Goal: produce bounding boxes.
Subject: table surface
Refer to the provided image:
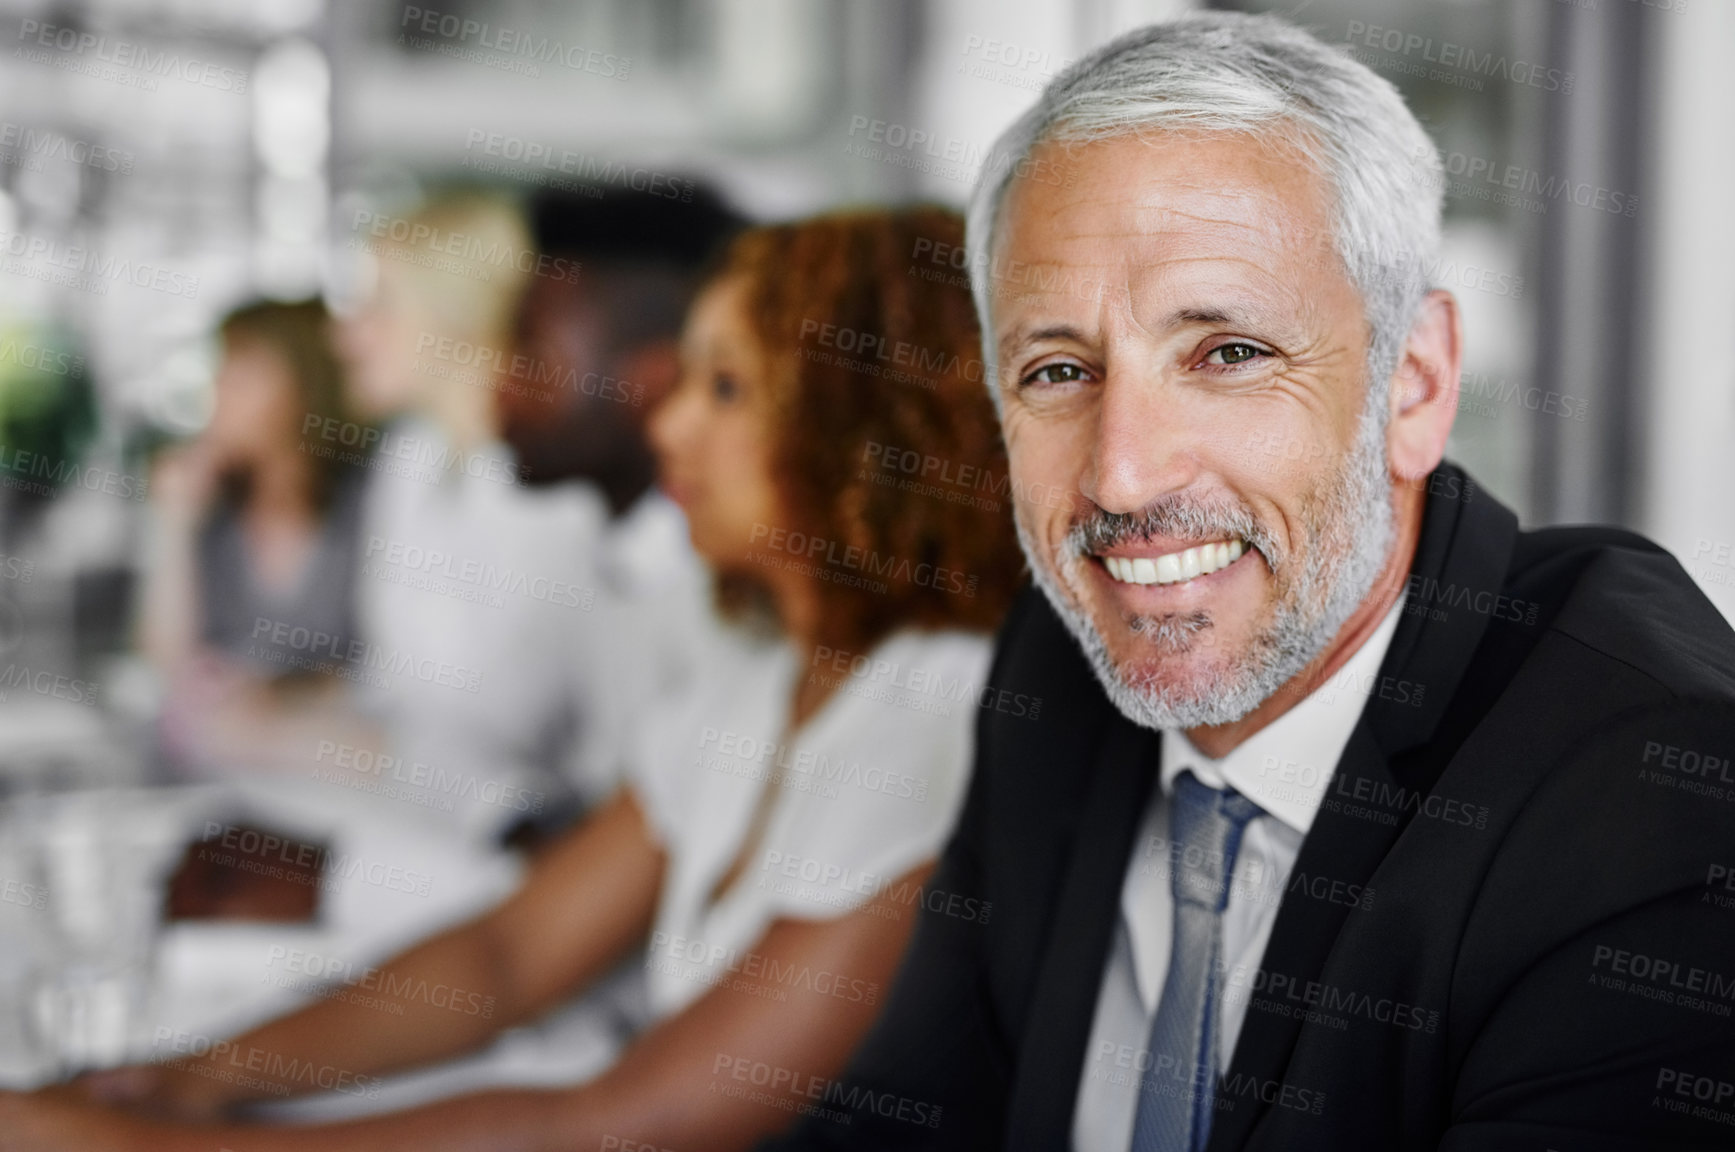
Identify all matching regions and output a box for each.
[4,775,635,1118]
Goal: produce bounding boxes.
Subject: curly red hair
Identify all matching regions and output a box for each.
[715,206,1024,655]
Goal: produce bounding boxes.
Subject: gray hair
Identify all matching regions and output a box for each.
[965,10,1443,399]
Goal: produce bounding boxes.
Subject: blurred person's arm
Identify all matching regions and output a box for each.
[168,676,388,778]
[94,789,666,1119]
[136,444,222,675]
[8,860,930,1152]
[518,863,933,1152]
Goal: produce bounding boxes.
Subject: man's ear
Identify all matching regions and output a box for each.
[1386,289,1461,483]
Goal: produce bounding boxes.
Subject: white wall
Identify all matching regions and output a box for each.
[1640,0,1735,623]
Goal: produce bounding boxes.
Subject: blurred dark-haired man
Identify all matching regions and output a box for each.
[501,182,748,826]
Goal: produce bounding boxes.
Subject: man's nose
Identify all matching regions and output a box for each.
[1081,369,1198,515]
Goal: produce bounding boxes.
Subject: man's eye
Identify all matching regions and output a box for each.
[1023,362,1089,387]
[1203,342,1268,367]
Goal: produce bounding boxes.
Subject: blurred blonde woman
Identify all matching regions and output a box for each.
[331,190,613,838]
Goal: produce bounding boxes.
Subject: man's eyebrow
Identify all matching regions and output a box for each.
[998,323,1089,353]
[1166,304,1293,331]
[1005,309,1290,342]
[1172,307,1234,326]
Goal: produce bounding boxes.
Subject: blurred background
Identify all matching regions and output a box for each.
[0,0,1729,1102]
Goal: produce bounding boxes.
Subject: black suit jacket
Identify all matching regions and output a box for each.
[763,464,1735,1151]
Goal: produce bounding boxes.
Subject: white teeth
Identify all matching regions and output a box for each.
[1102,539,1247,587]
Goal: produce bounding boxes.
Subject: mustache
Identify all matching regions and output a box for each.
[1062,493,1278,564]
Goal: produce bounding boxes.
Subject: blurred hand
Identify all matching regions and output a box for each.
[149,442,225,526]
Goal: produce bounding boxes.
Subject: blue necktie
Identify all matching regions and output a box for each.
[1129,771,1263,1152]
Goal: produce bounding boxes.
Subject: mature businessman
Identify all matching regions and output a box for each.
[765,12,1735,1152]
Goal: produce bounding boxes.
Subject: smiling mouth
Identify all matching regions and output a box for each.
[1099,539,1247,587]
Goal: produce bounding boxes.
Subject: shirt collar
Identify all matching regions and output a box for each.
[600,491,697,592]
[1159,591,1408,837]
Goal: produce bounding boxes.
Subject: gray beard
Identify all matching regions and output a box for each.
[1016,392,1396,731]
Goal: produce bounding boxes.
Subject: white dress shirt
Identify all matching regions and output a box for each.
[1072,594,1408,1151]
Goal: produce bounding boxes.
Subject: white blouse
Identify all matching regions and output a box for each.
[632,626,991,1020]
[353,417,609,839]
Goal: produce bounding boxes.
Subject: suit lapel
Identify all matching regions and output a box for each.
[1371,467,1519,757]
[1205,725,1400,1152]
[1005,714,1160,1151]
[1207,466,1519,1151]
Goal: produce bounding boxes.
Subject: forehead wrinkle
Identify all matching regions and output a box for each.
[1016,206,1280,265]
[1007,166,1290,247]
[1130,199,1284,235]
[1019,206,1324,304]
[1106,250,1316,344]
[1122,202,1327,266]
[1130,169,1322,222]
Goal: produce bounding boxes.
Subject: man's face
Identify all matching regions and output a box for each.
[500,276,617,478]
[992,131,1396,729]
